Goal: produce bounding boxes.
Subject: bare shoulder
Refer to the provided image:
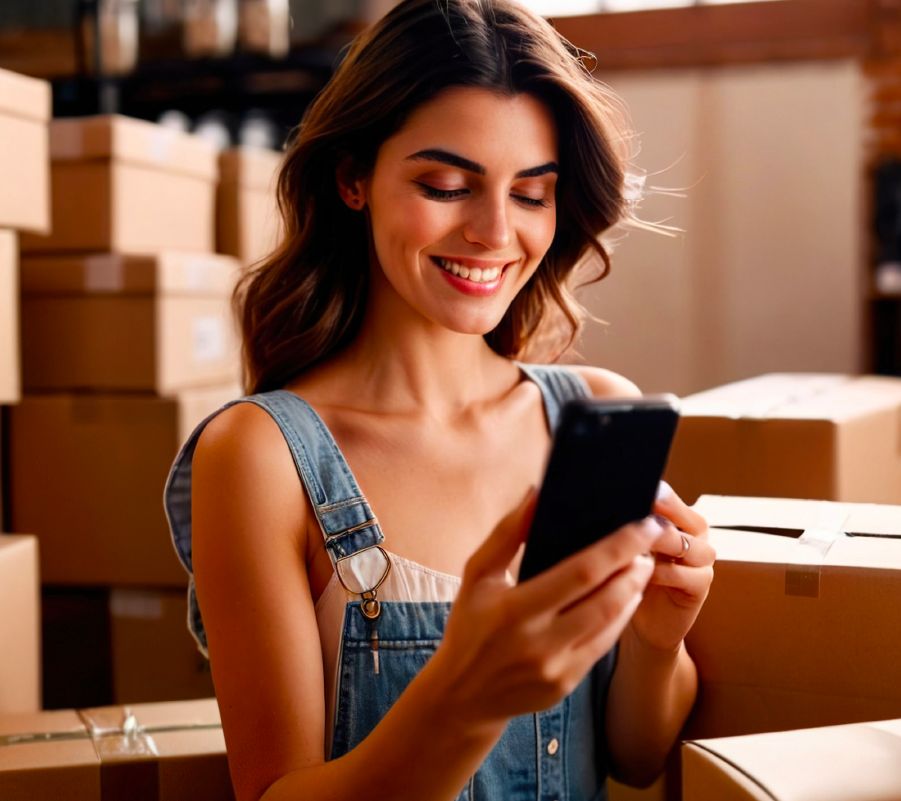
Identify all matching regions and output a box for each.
[193,402,302,509]
[570,364,642,399]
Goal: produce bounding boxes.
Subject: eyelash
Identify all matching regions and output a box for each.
[415,182,551,208]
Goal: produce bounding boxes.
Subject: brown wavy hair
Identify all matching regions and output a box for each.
[237,0,636,394]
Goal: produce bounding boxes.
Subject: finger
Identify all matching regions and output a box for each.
[651,528,717,567]
[552,554,654,650]
[649,521,714,567]
[653,481,708,536]
[647,560,715,601]
[464,487,537,583]
[515,517,664,615]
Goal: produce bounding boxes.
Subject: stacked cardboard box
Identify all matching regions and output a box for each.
[0,68,51,714]
[0,698,234,801]
[683,719,901,801]
[8,113,242,710]
[665,373,901,505]
[217,145,282,267]
[0,536,40,715]
[685,494,901,739]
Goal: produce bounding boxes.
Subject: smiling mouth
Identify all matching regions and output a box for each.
[431,256,506,284]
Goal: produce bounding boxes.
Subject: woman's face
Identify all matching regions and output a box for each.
[354,86,559,337]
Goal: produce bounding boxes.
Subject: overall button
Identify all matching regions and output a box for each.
[546,737,559,756]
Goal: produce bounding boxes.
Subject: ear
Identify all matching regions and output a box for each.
[336,156,367,210]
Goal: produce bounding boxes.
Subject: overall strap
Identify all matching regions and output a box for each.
[164,391,383,594]
[517,363,591,430]
[164,390,384,656]
[230,390,384,563]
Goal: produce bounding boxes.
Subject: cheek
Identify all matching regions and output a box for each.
[375,197,455,260]
[525,210,557,261]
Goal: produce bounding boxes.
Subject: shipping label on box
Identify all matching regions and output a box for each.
[685,495,901,739]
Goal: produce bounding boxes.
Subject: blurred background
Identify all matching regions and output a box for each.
[0,0,899,723]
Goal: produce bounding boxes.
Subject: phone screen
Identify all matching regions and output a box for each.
[517,396,680,582]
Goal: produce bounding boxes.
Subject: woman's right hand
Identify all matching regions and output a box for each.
[428,491,665,734]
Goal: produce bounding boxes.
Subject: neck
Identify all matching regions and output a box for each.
[321,284,518,422]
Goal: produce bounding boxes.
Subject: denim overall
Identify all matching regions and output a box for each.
[165,363,616,801]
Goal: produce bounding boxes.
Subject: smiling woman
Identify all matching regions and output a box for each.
[163,2,715,801]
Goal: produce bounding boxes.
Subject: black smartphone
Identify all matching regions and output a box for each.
[517,395,680,582]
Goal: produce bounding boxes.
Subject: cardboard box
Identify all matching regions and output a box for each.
[0,536,40,714]
[110,588,214,704]
[217,146,282,266]
[20,251,240,394]
[0,69,50,233]
[666,373,901,505]
[9,385,239,586]
[685,495,901,740]
[683,719,901,801]
[0,229,19,403]
[21,115,217,255]
[0,698,234,801]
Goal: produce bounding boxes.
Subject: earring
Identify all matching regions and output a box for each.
[347,193,364,210]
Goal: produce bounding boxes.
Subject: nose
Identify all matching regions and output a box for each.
[462,193,511,250]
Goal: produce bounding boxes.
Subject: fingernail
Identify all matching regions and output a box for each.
[656,480,673,502]
[638,517,665,541]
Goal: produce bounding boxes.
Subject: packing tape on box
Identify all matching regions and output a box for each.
[0,707,222,748]
[50,122,85,160]
[85,255,125,292]
[717,503,851,600]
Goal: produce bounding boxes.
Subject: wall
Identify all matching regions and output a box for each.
[577,60,865,395]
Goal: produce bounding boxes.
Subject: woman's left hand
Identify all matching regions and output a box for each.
[626,481,715,654]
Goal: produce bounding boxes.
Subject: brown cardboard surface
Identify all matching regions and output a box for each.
[0,699,233,801]
[685,495,901,740]
[9,385,239,586]
[0,230,19,403]
[0,536,40,713]
[21,115,217,254]
[110,589,214,704]
[665,374,901,505]
[0,69,50,233]
[0,709,98,801]
[47,115,216,179]
[683,720,901,801]
[20,252,240,394]
[217,146,282,266]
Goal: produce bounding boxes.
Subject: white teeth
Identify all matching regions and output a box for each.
[435,258,502,284]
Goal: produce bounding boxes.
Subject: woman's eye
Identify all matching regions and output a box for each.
[415,182,468,201]
[513,194,551,209]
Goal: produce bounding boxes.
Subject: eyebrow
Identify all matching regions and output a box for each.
[405,148,558,179]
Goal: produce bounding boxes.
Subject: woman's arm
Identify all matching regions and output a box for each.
[192,401,666,801]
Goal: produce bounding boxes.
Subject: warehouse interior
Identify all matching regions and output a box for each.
[1,2,900,800]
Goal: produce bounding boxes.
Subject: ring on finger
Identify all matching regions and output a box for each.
[675,533,691,560]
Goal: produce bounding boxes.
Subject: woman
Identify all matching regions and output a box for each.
[165,2,715,800]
